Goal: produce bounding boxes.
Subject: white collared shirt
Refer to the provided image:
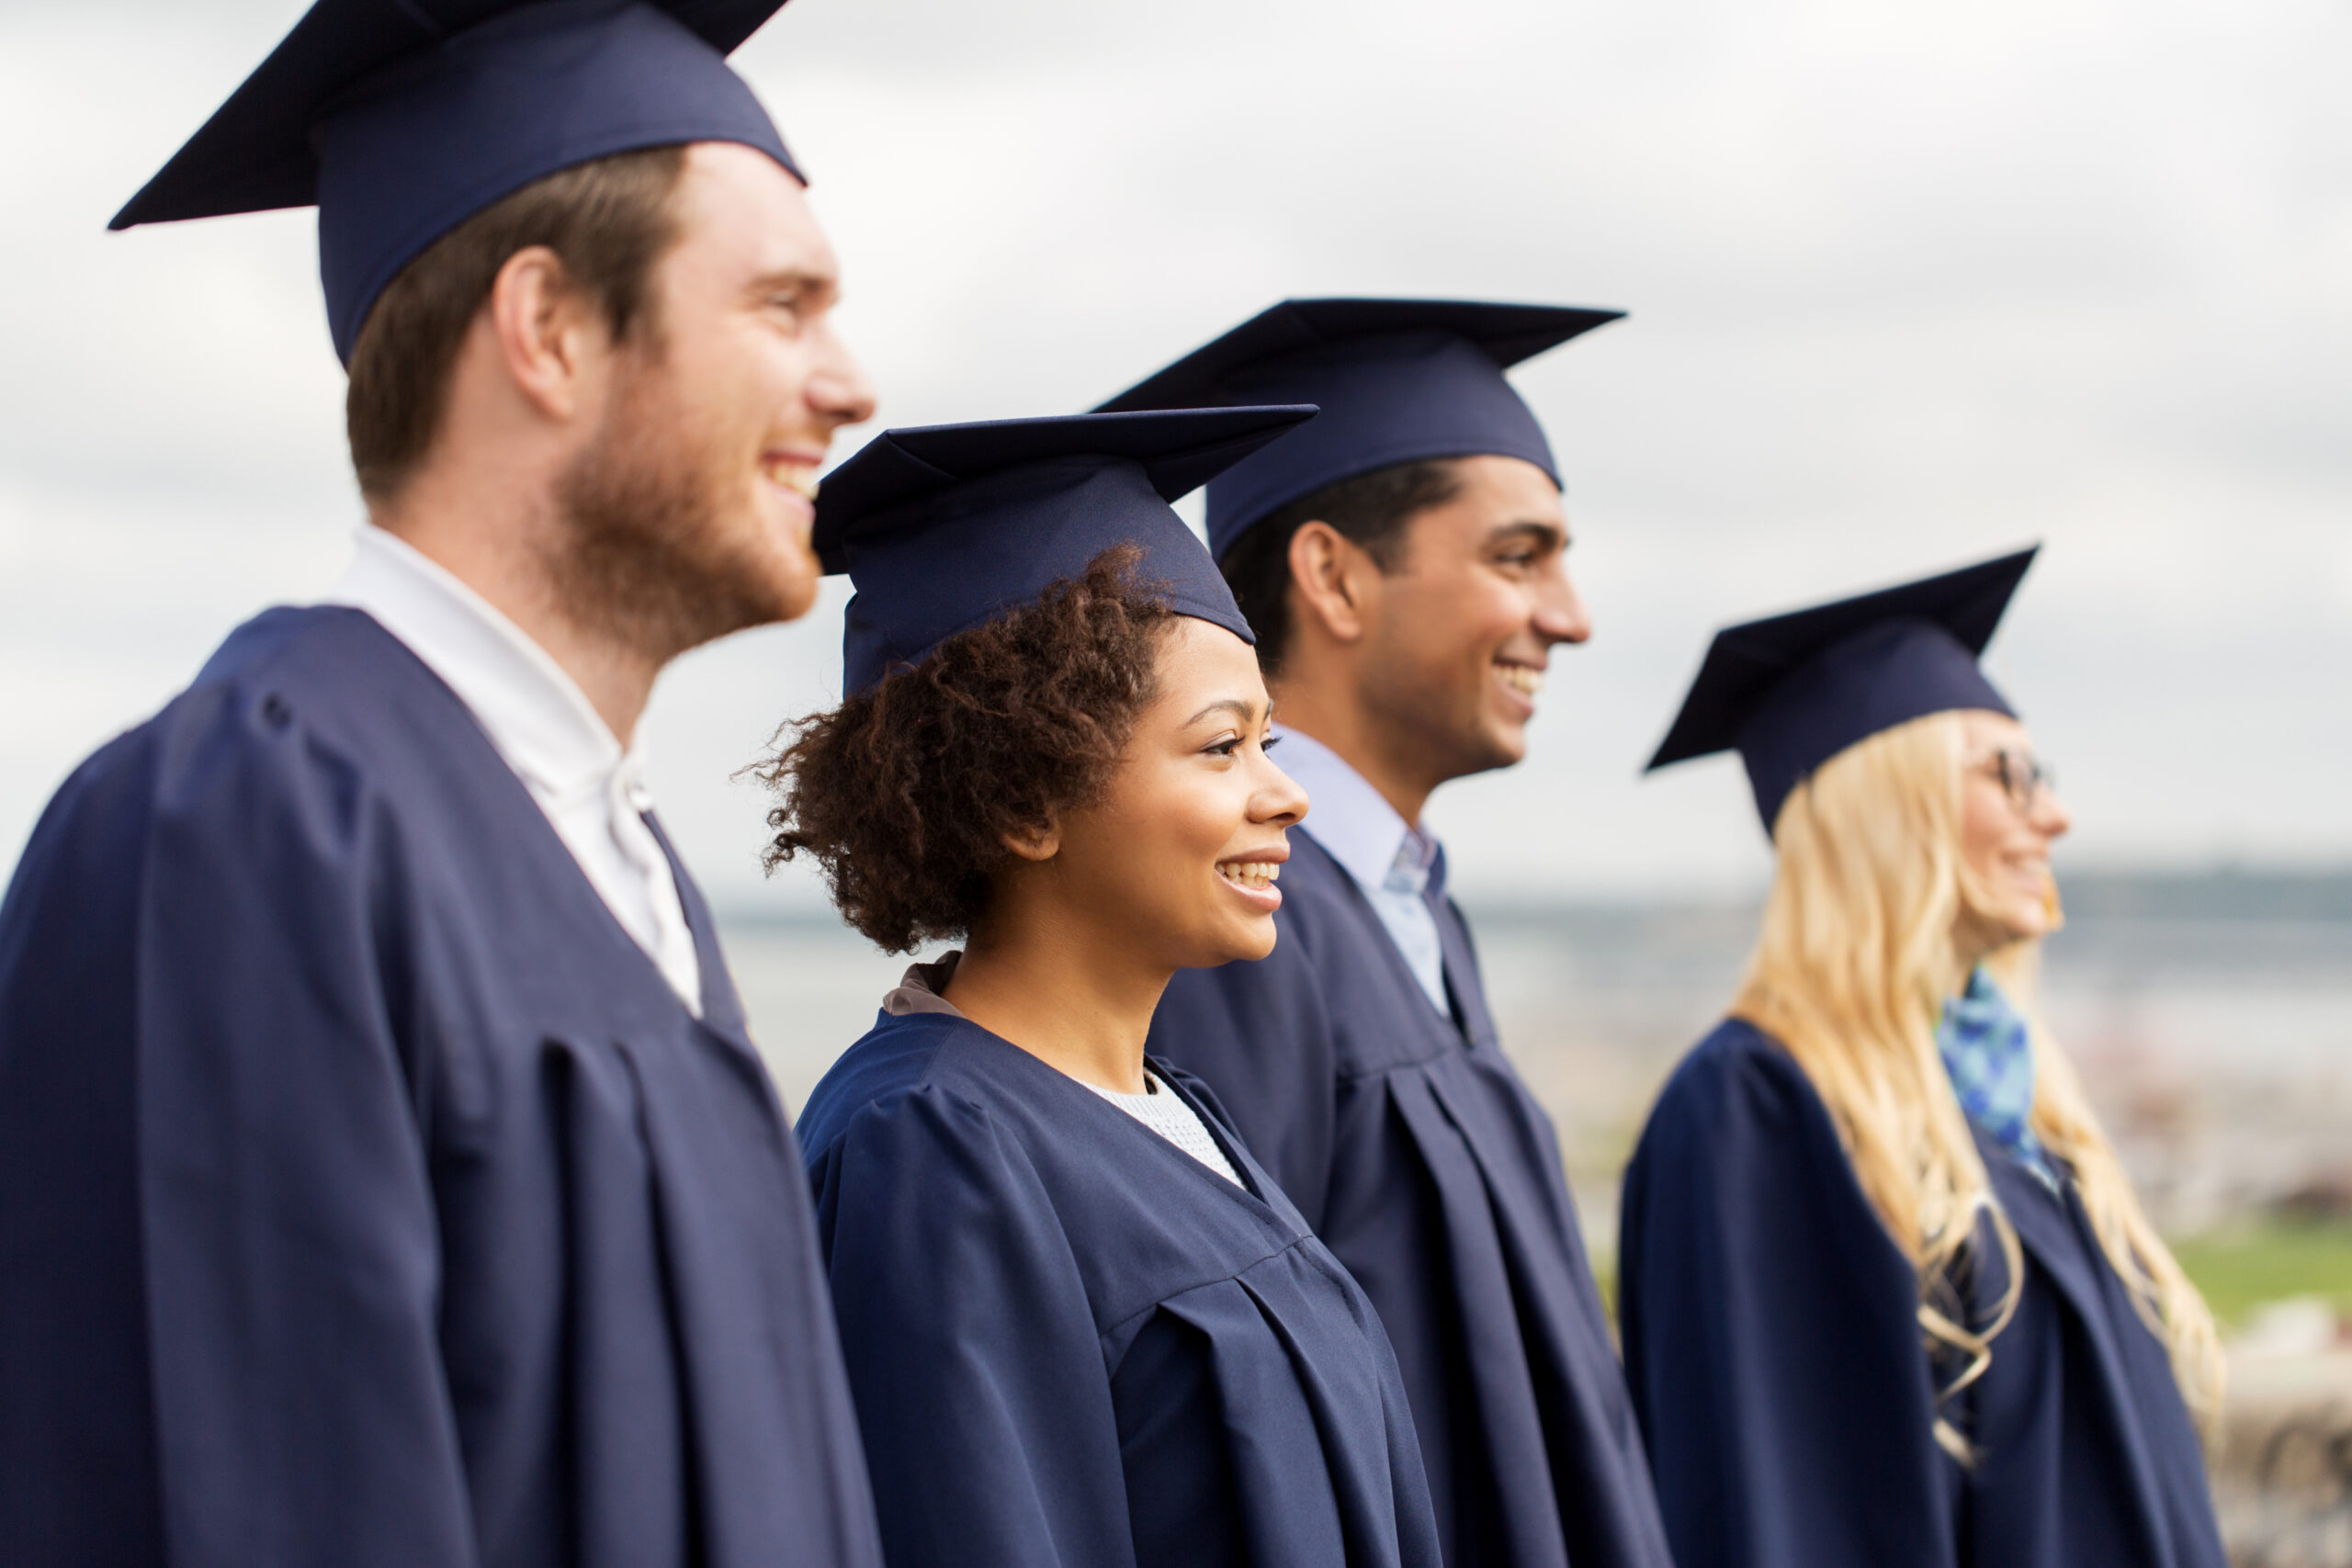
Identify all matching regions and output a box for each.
[326,525,703,1014]
[1272,727,1451,1015]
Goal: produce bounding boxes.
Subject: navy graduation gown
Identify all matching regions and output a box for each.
[1149,832,1673,1568]
[1619,1018,2225,1568]
[0,606,882,1568]
[796,1008,1442,1568]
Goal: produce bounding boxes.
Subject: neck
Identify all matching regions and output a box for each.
[1949,917,2015,987]
[943,889,1169,1095]
[1267,670,1438,826]
[369,473,660,746]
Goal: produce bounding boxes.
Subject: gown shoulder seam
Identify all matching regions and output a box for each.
[1094,1231,1331,1342]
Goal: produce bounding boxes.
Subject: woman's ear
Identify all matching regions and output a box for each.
[1003,820,1061,863]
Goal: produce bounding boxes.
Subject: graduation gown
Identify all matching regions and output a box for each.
[0,606,881,1568]
[1149,832,1673,1568]
[1618,1018,2226,1568]
[796,1007,1442,1568]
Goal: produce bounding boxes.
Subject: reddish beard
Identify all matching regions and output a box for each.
[549,351,813,664]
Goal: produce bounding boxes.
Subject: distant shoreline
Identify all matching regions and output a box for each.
[712,863,2352,933]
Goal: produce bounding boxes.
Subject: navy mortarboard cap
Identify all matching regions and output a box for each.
[1647,547,2040,834]
[818,407,1319,696]
[110,0,800,364]
[1093,299,1623,559]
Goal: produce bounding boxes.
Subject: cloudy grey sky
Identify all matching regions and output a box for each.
[2,0,2346,911]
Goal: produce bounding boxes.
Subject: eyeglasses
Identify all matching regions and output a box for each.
[1970,749,2057,813]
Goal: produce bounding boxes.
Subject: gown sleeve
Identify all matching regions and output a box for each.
[1617,1027,1955,1568]
[91,680,471,1564]
[808,1085,1136,1568]
[1148,931,1339,1229]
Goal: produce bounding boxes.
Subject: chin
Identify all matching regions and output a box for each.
[1194,919,1278,968]
[768,564,821,622]
[1992,908,2051,948]
[1464,723,1526,776]
[1234,931,1279,963]
[740,531,822,624]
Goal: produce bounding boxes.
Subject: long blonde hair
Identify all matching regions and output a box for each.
[1730,711,2222,1455]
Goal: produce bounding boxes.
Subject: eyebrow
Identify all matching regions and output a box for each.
[1184,697,1263,728]
[747,266,840,309]
[1487,518,1570,550]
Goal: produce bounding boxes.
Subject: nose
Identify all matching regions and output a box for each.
[1251,752,1309,829]
[806,324,877,431]
[2030,784,2072,840]
[1532,558,1592,647]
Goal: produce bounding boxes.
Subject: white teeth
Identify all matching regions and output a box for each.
[1217,862,1281,891]
[765,463,820,502]
[1497,665,1544,697]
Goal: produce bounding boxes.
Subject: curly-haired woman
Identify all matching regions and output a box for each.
[755,408,1442,1568]
[1622,548,2225,1568]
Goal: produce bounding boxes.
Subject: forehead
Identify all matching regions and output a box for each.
[1962,708,2030,749]
[666,141,838,284]
[1153,617,1267,706]
[1413,453,1566,537]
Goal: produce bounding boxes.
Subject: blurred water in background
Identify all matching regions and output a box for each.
[721,866,2352,1250]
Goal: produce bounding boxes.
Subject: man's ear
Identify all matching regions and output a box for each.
[1003,819,1062,863]
[484,244,607,423]
[1285,520,1384,647]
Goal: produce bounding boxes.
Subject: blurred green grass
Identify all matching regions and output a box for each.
[1589,1222,2352,1332]
[2169,1223,2352,1327]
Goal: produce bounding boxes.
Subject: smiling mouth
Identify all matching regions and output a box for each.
[762,457,820,502]
[1496,663,1544,698]
[1217,861,1282,892]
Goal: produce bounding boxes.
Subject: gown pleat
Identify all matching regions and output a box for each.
[0,605,881,1568]
[798,1010,1442,1568]
[1153,832,1675,1568]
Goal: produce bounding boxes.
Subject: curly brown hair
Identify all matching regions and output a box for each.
[752,547,1178,952]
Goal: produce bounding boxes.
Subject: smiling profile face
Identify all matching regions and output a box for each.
[1046,617,1309,972]
[1954,708,2073,957]
[1356,453,1592,783]
[558,141,876,651]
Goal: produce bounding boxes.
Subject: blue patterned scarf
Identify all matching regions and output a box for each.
[1938,968,2057,1188]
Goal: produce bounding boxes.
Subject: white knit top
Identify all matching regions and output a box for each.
[882,956,1245,1188]
[1083,1074,1244,1187]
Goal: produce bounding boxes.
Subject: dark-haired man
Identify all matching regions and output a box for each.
[0,5,882,1565]
[1106,300,1678,1568]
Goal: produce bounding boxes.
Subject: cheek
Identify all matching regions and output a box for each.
[1959,793,2007,869]
[1959,794,2042,917]
[664,328,771,434]
[1102,778,1236,891]
[741,331,818,414]
[1380,578,1502,669]
[1442,580,1528,663]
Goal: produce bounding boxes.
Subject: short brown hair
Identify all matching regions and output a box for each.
[1216,458,1464,676]
[345,144,688,501]
[752,547,1176,953]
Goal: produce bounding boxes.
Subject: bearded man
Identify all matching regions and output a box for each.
[0,4,884,1565]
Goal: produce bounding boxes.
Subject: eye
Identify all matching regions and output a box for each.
[1204,734,1244,759]
[1262,734,1283,755]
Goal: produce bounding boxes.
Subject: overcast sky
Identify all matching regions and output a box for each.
[2,0,2346,910]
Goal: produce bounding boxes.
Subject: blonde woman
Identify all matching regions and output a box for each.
[1622,548,2225,1568]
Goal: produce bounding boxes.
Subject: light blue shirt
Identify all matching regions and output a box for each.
[1273,727,1452,1015]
